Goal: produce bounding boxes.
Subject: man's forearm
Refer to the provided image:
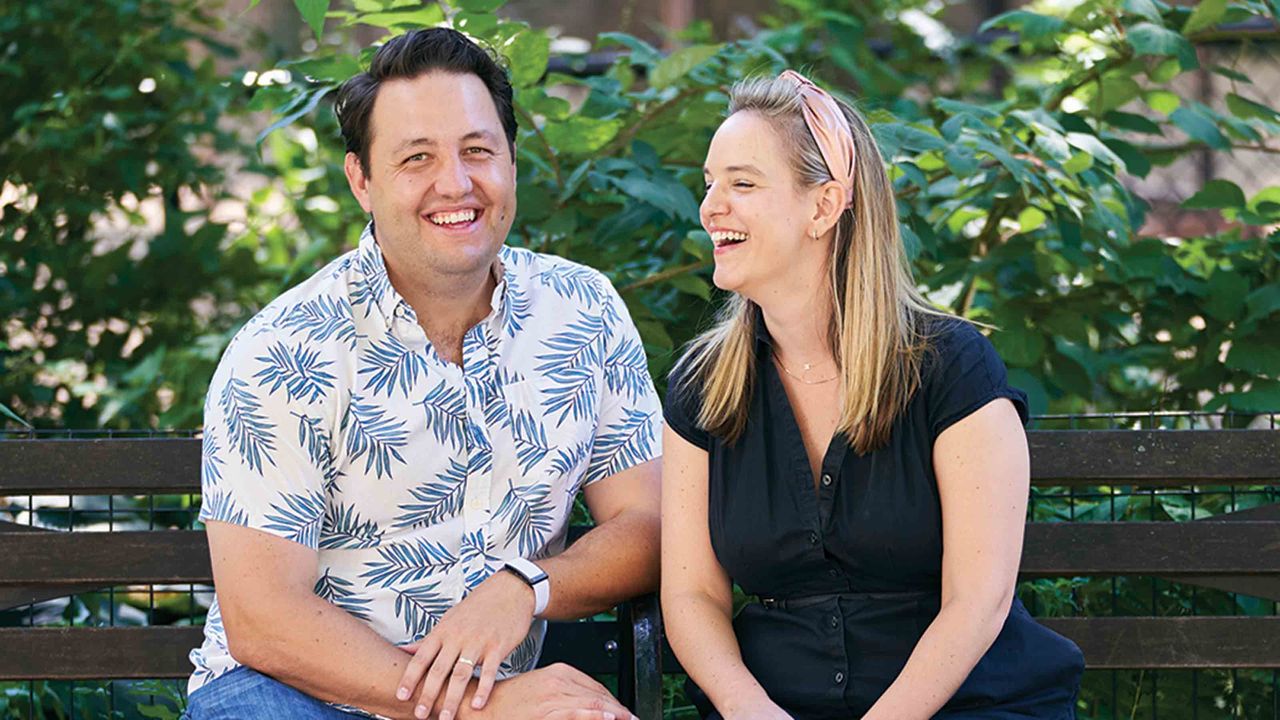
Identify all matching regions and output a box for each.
[535,506,661,620]
[230,592,425,719]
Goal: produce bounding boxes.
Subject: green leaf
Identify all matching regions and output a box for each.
[1127,22,1193,58]
[504,30,550,87]
[456,0,505,10]
[873,124,948,155]
[543,116,624,155]
[293,0,329,40]
[1063,151,1094,174]
[1222,379,1280,413]
[1204,269,1248,321]
[611,173,700,221]
[350,5,445,29]
[992,323,1045,367]
[1225,92,1280,122]
[1183,0,1228,34]
[283,55,363,82]
[1104,111,1163,134]
[1182,179,1247,209]
[980,10,1067,42]
[257,84,337,146]
[1245,284,1280,321]
[669,273,711,300]
[1225,335,1280,376]
[1146,89,1181,115]
[649,44,722,88]
[1017,206,1048,233]
[455,11,499,35]
[1123,0,1163,22]
[1170,105,1230,149]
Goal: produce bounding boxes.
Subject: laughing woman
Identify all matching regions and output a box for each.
[660,71,1084,720]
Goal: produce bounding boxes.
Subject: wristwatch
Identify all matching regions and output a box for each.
[502,557,550,617]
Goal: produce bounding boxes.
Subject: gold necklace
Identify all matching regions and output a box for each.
[772,350,838,385]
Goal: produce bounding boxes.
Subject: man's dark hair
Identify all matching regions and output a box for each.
[334,28,517,175]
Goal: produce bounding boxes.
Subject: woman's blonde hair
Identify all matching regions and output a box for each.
[677,74,950,454]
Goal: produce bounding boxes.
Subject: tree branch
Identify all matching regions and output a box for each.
[513,103,563,190]
[618,259,710,294]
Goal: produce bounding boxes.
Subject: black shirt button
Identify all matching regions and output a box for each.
[808,531,819,545]
[828,568,840,577]
[821,473,833,487]
[834,671,845,684]
[829,615,839,629]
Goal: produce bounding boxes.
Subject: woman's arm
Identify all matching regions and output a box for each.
[660,425,789,719]
[861,398,1030,720]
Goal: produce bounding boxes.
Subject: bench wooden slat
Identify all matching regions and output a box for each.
[0,622,626,680]
[2,431,1276,495]
[1042,617,1280,668]
[1029,430,1279,484]
[6,522,1278,589]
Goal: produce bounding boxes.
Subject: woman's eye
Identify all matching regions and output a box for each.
[733,181,755,188]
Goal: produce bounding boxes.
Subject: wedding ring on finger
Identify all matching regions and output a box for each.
[456,656,476,668]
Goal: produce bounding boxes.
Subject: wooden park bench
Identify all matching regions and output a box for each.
[1,428,1277,718]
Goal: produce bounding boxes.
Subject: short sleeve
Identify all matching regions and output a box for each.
[924,319,1029,441]
[582,279,663,486]
[198,320,333,550]
[663,356,712,451]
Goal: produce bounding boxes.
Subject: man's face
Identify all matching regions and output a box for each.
[346,70,517,288]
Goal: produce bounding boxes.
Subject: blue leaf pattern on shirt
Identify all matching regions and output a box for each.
[321,502,384,549]
[341,394,408,479]
[314,569,373,622]
[278,294,359,350]
[292,412,341,492]
[512,409,552,475]
[417,380,468,452]
[350,249,392,317]
[254,342,336,404]
[494,480,555,557]
[393,458,466,529]
[604,335,650,402]
[262,488,325,547]
[394,582,453,638]
[201,485,248,526]
[503,284,531,338]
[201,432,224,485]
[361,539,459,588]
[588,408,657,484]
[359,334,429,397]
[537,263,604,307]
[550,438,592,478]
[219,374,276,474]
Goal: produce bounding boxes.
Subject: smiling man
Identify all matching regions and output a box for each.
[186,28,660,720]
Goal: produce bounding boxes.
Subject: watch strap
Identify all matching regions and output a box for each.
[503,557,550,617]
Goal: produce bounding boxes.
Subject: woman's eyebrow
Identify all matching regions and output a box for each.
[703,163,765,175]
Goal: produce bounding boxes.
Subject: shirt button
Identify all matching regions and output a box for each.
[808,531,819,545]
[828,568,840,578]
[834,671,845,684]
[829,615,840,629]
[821,474,833,487]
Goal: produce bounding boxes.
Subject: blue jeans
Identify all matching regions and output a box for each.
[184,666,372,719]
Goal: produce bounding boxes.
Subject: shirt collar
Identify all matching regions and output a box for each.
[356,222,514,331]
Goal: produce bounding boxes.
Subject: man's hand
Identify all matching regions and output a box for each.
[472,663,637,720]
[396,569,535,719]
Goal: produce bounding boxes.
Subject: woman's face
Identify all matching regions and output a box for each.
[700,111,826,300]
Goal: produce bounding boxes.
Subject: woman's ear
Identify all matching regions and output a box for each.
[809,180,846,239]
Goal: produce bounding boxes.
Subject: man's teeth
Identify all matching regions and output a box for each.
[430,209,477,225]
[711,231,749,246]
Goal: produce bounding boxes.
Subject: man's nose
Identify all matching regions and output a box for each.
[435,154,473,197]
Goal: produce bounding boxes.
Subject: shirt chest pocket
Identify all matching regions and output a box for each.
[498,374,600,493]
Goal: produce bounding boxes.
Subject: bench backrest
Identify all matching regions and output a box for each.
[1,430,1278,698]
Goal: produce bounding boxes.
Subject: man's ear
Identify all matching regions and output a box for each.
[810,180,846,238]
[344,152,373,214]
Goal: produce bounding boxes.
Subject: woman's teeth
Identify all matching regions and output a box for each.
[429,209,477,225]
[711,231,749,247]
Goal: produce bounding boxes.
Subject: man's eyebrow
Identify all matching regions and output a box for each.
[391,131,500,154]
[703,164,764,175]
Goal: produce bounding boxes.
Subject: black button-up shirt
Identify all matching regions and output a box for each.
[664,313,1082,719]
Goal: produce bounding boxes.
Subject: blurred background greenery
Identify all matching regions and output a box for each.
[2,0,1280,717]
[2,0,1278,432]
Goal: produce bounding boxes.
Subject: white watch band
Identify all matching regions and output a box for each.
[504,557,550,617]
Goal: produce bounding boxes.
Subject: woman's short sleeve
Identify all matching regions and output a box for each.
[924,320,1030,441]
[663,360,713,451]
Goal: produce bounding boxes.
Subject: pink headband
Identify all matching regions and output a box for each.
[779,70,855,208]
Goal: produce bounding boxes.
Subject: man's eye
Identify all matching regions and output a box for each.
[405,153,428,163]
[466,147,493,155]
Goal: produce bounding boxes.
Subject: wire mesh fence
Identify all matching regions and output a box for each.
[3,414,1279,718]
